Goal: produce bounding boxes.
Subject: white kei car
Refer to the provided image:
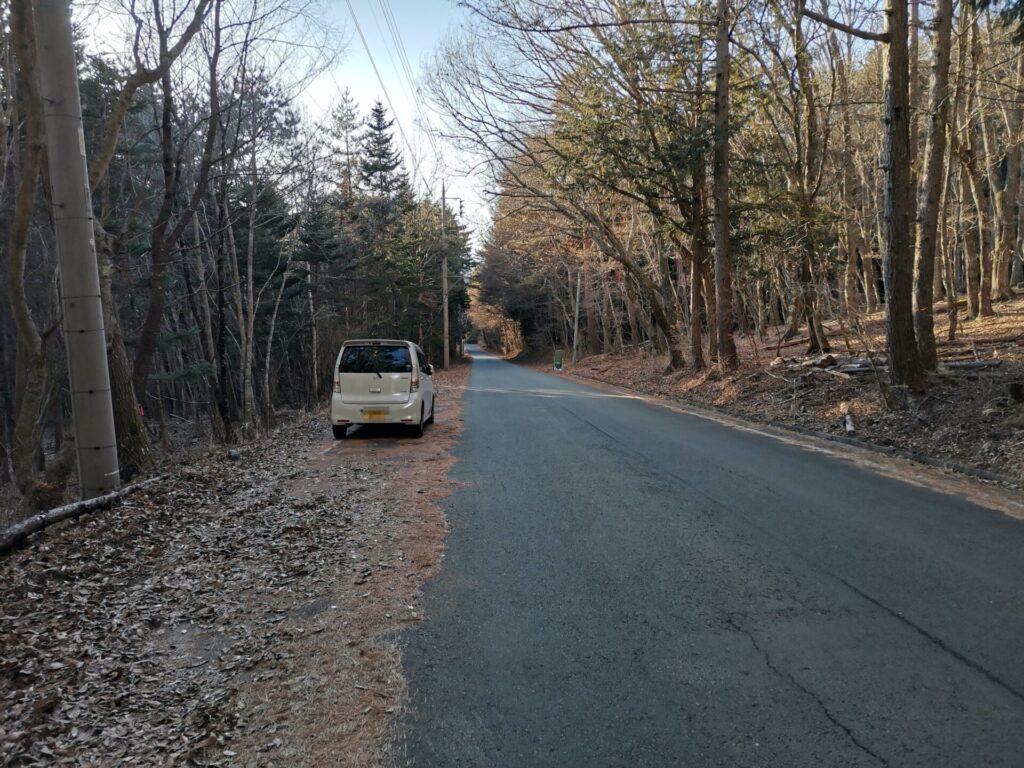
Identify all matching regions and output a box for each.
[330,339,436,438]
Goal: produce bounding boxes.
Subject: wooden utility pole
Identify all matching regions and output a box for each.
[34,0,121,497]
[713,0,737,369]
[441,180,450,369]
[571,270,582,366]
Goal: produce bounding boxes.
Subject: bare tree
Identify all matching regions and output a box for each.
[912,0,953,370]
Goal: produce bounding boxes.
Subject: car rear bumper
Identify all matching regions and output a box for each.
[330,393,423,425]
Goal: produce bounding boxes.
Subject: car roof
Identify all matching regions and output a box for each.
[343,339,411,346]
[342,339,423,352]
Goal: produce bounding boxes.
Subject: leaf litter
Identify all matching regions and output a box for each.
[1,362,470,767]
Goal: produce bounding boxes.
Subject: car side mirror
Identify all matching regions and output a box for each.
[424,364,433,375]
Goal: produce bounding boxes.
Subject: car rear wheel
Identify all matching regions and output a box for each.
[332,425,348,439]
[410,406,425,438]
[425,396,435,425]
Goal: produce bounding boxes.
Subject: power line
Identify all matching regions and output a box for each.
[378,0,419,108]
[376,0,443,172]
[366,0,417,108]
[343,0,422,186]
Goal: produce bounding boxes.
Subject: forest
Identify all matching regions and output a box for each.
[2,1,1024,763]
[1,0,471,513]
[452,0,1024,406]
[3,0,1024,513]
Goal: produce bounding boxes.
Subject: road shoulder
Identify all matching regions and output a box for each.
[0,362,471,767]
[537,363,1024,520]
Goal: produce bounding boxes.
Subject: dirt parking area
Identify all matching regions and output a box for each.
[0,362,470,767]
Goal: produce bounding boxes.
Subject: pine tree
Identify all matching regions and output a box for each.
[358,100,408,199]
[297,201,347,268]
[327,89,360,201]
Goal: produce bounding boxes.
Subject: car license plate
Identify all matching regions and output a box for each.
[362,408,388,422]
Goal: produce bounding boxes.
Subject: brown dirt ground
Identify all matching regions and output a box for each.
[0,360,470,767]
[559,295,1024,486]
[228,362,470,767]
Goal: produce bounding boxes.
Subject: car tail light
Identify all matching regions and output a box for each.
[410,371,420,392]
[333,375,341,393]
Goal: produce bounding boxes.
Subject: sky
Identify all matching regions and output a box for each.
[305,0,489,243]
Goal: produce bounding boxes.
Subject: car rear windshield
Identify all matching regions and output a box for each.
[339,345,412,373]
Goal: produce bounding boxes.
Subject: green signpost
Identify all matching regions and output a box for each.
[553,348,565,372]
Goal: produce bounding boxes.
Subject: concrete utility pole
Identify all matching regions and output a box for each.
[441,180,450,369]
[35,0,121,498]
[571,270,582,366]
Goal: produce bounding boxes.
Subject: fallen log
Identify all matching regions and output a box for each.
[835,364,881,375]
[0,476,164,555]
[797,354,838,368]
[936,334,1023,347]
[807,367,853,380]
[941,360,1002,370]
[772,335,811,351]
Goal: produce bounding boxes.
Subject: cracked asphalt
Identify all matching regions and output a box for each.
[394,346,1024,767]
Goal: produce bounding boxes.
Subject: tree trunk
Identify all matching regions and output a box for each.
[881,0,925,390]
[832,33,863,317]
[306,261,319,403]
[965,15,994,317]
[132,68,178,401]
[185,214,226,440]
[6,0,51,504]
[242,149,260,432]
[215,185,236,442]
[961,172,982,318]
[604,279,623,353]
[224,192,251,429]
[941,169,959,341]
[620,271,645,347]
[912,0,952,371]
[702,258,718,363]
[856,159,881,313]
[263,260,292,427]
[583,260,600,355]
[96,227,153,478]
[802,247,831,354]
[989,54,1024,300]
[689,240,706,371]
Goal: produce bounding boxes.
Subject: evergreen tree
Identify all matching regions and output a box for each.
[328,89,360,201]
[358,100,408,199]
[297,200,348,269]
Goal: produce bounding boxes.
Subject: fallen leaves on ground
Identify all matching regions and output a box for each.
[1,360,470,767]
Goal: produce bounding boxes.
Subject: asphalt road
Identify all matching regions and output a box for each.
[395,346,1024,767]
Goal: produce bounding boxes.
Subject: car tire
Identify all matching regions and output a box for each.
[425,396,435,425]
[410,406,425,438]
[332,425,348,439]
